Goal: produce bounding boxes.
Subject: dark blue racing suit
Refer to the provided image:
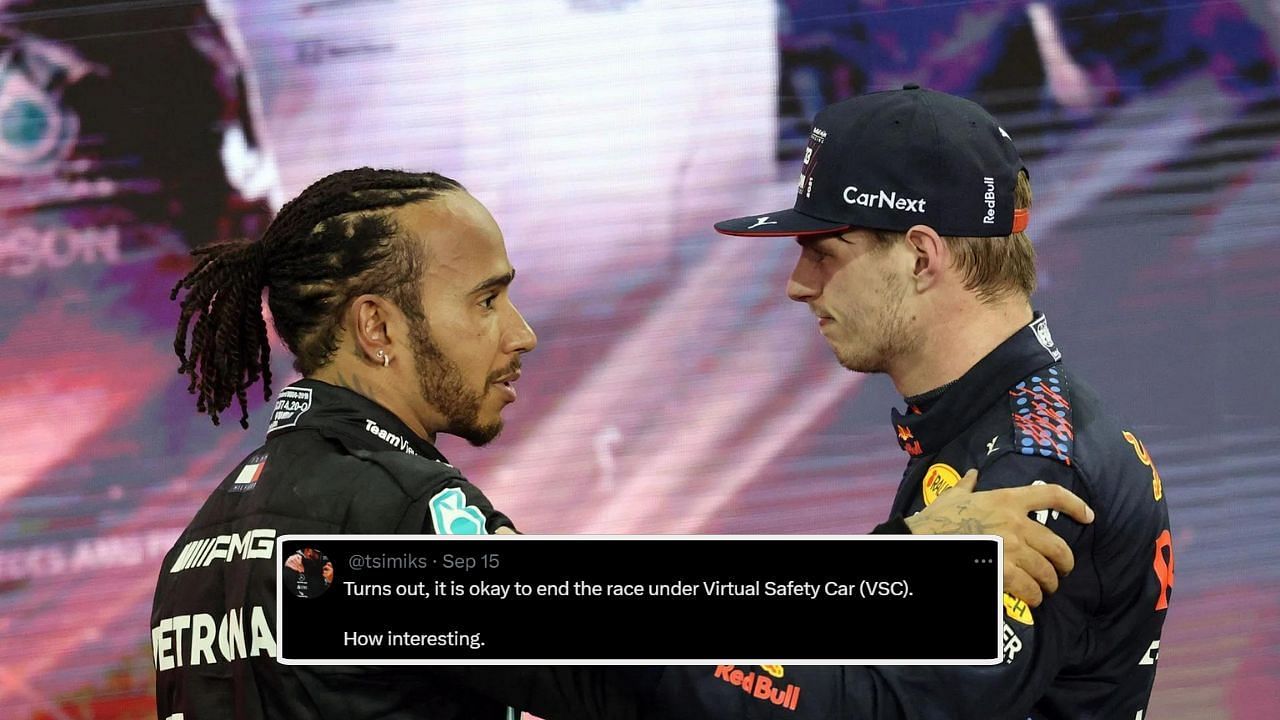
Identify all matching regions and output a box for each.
[441,314,1173,720]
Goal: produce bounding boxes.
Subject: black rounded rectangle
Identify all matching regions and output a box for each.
[277,536,1001,665]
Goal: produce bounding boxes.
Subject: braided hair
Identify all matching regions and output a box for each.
[171,168,464,428]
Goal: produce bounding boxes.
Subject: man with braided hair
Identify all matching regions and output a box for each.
[151,166,1093,719]
[152,167,536,719]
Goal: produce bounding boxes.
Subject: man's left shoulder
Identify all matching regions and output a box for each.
[944,363,1079,481]
[975,363,1128,475]
[344,451,516,535]
[982,364,1167,515]
[998,363,1080,469]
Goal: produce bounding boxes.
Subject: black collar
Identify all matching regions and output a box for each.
[891,313,1062,458]
[265,378,451,464]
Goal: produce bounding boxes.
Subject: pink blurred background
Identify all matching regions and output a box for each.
[2,1,1279,717]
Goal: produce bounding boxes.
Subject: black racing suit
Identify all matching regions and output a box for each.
[440,314,1173,720]
[151,379,518,720]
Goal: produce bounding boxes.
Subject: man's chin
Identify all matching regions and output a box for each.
[451,419,503,447]
[833,347,885,375]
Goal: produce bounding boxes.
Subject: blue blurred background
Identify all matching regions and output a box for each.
[1,1,1277,717]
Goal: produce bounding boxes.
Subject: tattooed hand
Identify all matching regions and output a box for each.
[905,469,1094,607]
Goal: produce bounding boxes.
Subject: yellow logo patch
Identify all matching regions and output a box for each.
[1003,593,1034,625]
[760,665,785,678]
[1123,430,1163,501]
[921,463,961,506]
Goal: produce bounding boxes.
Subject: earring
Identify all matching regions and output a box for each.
[376,350,389,368]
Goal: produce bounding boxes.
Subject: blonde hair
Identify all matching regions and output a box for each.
[876,170,1035,303]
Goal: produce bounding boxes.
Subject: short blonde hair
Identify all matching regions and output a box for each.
[876,170,1035,303]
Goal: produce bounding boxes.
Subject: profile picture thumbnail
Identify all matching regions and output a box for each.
[283,547,334,599]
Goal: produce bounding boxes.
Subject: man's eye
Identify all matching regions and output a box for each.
[481,294,498,309]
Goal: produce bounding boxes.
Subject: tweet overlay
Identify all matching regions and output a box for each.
[277,535,1001,665]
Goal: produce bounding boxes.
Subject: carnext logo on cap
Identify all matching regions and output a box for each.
[842,186,927,213]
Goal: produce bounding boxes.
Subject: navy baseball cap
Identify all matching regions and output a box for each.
[715,84,1029,238]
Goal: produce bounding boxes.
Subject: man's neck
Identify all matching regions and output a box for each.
[890,300,1033,398]
[309,363,438,444]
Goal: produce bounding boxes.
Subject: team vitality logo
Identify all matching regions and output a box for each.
[842,186,926,213]
[365,418,417,455]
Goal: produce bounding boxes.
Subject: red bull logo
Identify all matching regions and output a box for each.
[713,665,801,711]
[896,425,923,456]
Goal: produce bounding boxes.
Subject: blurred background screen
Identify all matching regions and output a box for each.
[1,0,1278,717]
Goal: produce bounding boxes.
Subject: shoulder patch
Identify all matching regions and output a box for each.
[1009,365,1074,466]
[428,487,489,535]
[268,386,313,433]
[228,452,268,493]
[922,463,962,506]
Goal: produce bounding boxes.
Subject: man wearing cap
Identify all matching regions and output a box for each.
[698,84,1173,718]
[430,87,1171,719]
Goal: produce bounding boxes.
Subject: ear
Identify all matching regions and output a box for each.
[350,294,397,365]
[903,224,948,292]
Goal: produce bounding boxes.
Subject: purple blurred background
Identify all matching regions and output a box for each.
[1,1,1278,717]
